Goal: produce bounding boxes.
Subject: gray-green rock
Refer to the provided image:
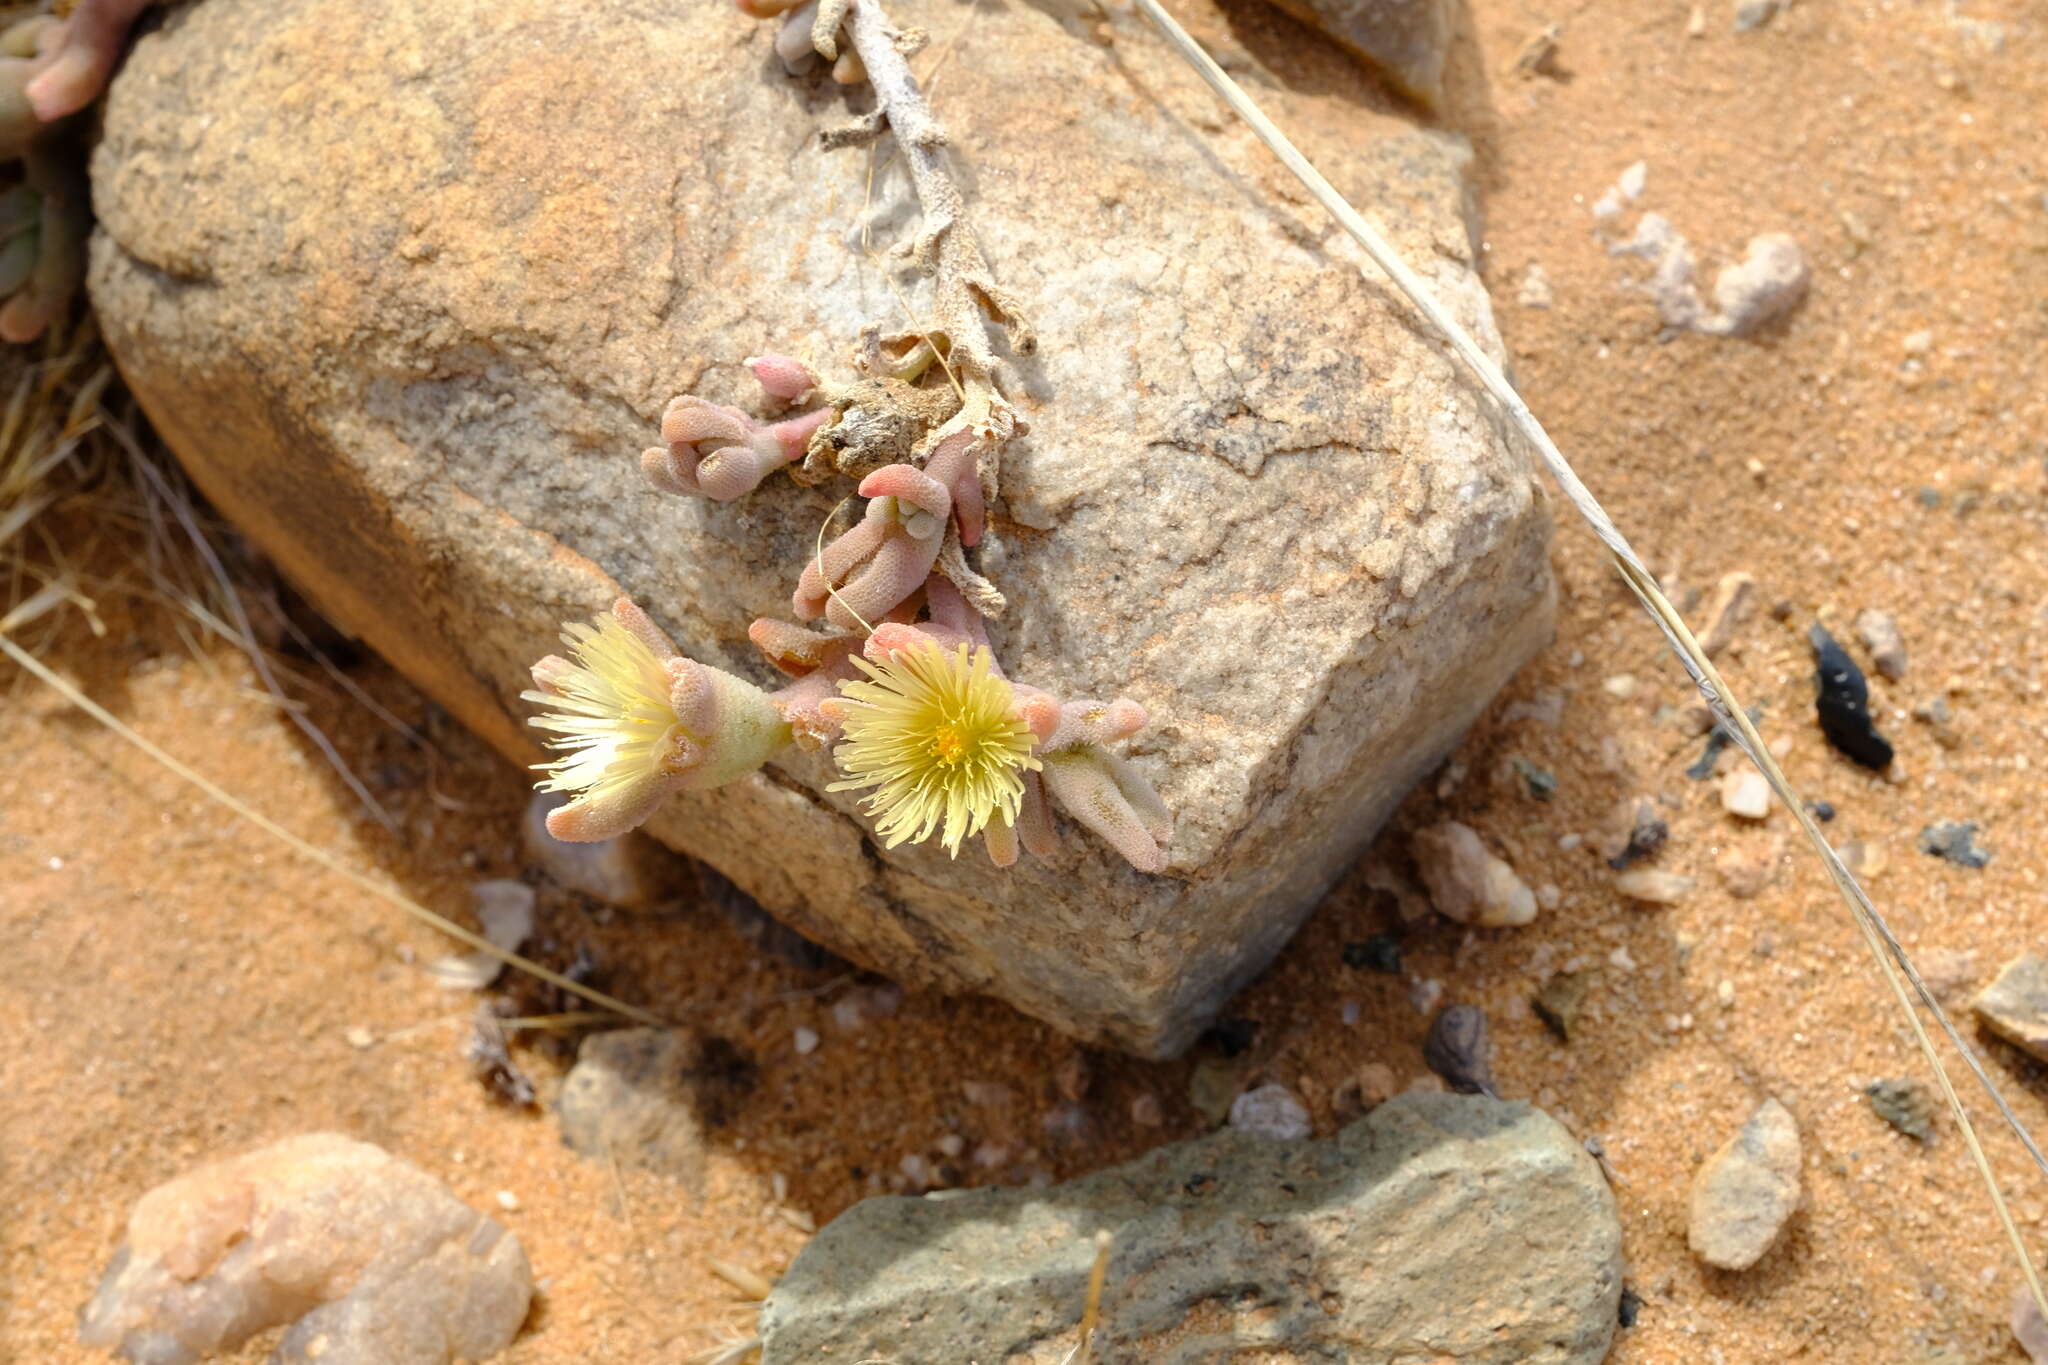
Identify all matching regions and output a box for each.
[1865,1078,1936,1143]
[90,0,1551,1056]
[758,1092,1622,1364]
[1976,955,2048,1061]
[1265,0,1454,109]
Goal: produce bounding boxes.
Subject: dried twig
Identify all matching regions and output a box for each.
[836,0,1032,384]
[1131,0,2048,1318]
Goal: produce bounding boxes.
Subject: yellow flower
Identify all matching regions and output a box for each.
[524,609,687,818]
[524,599,793,842]
[827,639,1041,856]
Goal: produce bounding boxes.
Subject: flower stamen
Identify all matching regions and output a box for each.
[827,639,1040,857]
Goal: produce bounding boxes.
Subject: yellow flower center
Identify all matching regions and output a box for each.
[826,640,1041,856]
[929,722,969,766]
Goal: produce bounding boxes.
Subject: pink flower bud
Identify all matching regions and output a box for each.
[746,353,819,401]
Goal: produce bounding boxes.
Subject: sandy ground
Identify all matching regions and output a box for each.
[4,0,2046,1360]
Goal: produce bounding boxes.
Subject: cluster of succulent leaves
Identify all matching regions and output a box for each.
[527,345,1172,873]
[524,0,1170,873]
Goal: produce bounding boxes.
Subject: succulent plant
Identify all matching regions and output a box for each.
[527,0,1171,874]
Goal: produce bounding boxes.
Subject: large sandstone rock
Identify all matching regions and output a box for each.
[758,1092,1623,1363]
[89,0,1552,1055]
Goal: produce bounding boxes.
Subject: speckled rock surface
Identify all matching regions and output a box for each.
[77,1133,531,1365]
[89,0,1553,1056]
[758,1092,1622,1364]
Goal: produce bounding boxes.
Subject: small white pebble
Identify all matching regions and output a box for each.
[1228,1084,1312,1141]
[1615,869,1695,904]
[936,1133,965,1159]
[494,1190,520,1212]
[1537,883,1562,910]
[343,1026,375,1051]
[1717,979,1736,1008]
[46,855,63,871]
[1340,1000,1361,1028]
[793,1026,820,1055]
[1410,977,1444,1015]
[1720,769,1772,819]
[1608,945,1638,972]
[899,1153,929,1186]
[1603,674,1641,700]
[1618,160,1648,199]
[1557,832,1583,851]
[1902,328,1934,354]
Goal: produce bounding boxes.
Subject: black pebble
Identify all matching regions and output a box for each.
[1342,934,1403,975]
[1809,625,1894,770]
[1618,1288,1643,1328]
[1607,802,1669,871]
[1205,1017,1260,1058]
[1805,799,1836,822]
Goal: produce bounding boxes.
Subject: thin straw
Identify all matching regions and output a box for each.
[0,634,667,1029]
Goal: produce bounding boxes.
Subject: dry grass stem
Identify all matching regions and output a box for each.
[707,1258,778,1303]
[686,1338,763,1365]
[0,633,670,1029]
[1070,1228,1114,1365]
